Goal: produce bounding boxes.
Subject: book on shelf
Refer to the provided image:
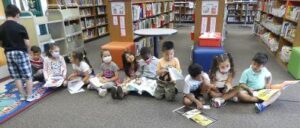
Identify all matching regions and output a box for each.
[287,6,300,21]
[96,0,104,5]
[80,8,92,16]
[65,0,77,6]
[96,17,106,26]
[78,0,93,6]
[98,27,107,36]
[97,6,106,15]
[281,21,296,41]
[135,37,154,56]
[83,29,95,39]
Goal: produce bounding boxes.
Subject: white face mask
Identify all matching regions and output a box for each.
[220,67,230,73]
[103,56,112,63]
[51,51,60,58]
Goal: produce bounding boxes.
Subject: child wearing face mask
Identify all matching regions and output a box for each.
[43,44,67,87]
[88,49,119,97]
[237,52,299,113]
[67,51,93,84]
[208,53,241,108]
[137,47,158,79]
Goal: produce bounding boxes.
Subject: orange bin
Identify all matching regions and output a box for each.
[198,32,222,47]
[101,42,135,69]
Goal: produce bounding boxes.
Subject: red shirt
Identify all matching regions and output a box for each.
[30,57,43,69]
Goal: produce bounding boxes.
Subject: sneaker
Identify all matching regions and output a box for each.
[19,95,26,101]
[87,84,93,90]
[116,86,124,99]
[111,87,117,99]
[255,103,266,113]
[211,97,225,108]
[231,96,239,102]
[98,88,107,97]
[26,93,41,102]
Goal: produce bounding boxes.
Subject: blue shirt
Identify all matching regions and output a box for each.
[239,66,271,90]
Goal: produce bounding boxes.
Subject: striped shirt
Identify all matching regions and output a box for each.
[30,57,43,69]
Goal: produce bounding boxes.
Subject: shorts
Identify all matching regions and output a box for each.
[6,51,32,80]
[190,86,203,99]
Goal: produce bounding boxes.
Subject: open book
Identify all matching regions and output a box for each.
[168,67,184,81]
[43,76,64,88]
[89,77,104,88]
[173,106,217,127]
[67,78,85,94]
[127,77,157,96]
[253,89,280,101]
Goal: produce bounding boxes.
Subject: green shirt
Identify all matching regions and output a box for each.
[239,66,271,90]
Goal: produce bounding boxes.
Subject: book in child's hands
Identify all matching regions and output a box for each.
[67,78,85,94]
[168,67,184,81]
[173,106,217,127]
[43,76,64,88]
[89,77,104,88]
[253,89,280,101]
[127,77,157,96]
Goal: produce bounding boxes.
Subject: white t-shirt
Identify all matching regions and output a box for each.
[72,61,92,74]
[183,72,210,94]
[215,71,229,88]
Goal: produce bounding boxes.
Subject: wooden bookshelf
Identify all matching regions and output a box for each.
[226,0,257,24]
[48,0,109,42]
[106,0,175,55]
[254,0,300,69]
[174,0,195,23]
[193,0,226,42]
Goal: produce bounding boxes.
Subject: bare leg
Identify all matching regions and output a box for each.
[222,89,239,100]
[238,92,260,103]
[183,97,193,106]
[209,90,223,97]
[271,81,300,90]
[25,79,33,96]
[15,79,26,96]
[262,91,281,107]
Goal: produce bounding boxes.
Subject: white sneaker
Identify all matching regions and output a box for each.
[26,93,41,102]
[20,95,26,101]
[87,84,92,90]
[212,97,225,108]
[231,96,239,102]
[98,88,107,97]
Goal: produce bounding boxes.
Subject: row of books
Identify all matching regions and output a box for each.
[175,15,193,22]
[260,32,279,52]
[135,37,154,56]
[132,2,173,21]
[96,17,107,26]
[77,0,93,6]
[81,18,95,29]
[98,27,107,36]
[270,5,286,18]
[258,0,275,12]
[281,21,296,42]
[227,4,255,10]
[97,7,106,15]
[133,13,174,30]
[286,6,300,21]
[83,29,95,40]
[80,8,92,16]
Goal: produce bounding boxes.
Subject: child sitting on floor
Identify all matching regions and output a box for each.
[209,53,240,108]
[30,46,44,82]
[111,51,139,99]
[137,47,159,79]
[43,44,67,87]
[183,64,211,109]
[67,51,93,85]
[88,49,119,97]
[154,41,181,101]
[238,52,299,113]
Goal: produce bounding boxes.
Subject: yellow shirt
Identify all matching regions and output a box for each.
[157,57,181,73]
